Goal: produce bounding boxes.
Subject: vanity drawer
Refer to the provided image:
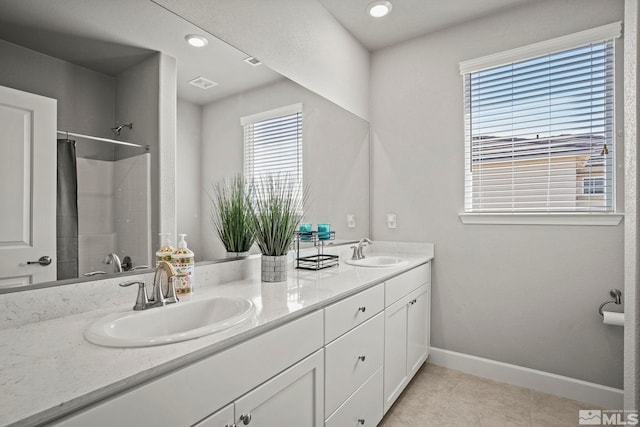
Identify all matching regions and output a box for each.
[324,283,384,343]
[385,262,430,307]
[325,313,384,417]
[325,368,383,427]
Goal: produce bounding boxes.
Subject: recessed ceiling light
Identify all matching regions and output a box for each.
[368,0,392,18]
[184,34,208,48]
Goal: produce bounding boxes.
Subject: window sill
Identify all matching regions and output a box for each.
[458,212,624,226]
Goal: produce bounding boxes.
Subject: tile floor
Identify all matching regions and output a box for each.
[379,363,599,427]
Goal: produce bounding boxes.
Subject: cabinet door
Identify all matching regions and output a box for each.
[234,349,324,427]
[383,295,410,413]
[193,403,234,427]
[407,284,429,377]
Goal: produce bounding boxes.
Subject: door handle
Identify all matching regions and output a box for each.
[27,256,52,266]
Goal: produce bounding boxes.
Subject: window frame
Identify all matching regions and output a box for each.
[458,22,623,226]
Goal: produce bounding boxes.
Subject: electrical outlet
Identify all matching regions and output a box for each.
[387,213,397,229]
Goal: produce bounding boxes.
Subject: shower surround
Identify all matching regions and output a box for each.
[76,153,151,275]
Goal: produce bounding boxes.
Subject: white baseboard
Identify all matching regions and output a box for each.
[428,347,623,409]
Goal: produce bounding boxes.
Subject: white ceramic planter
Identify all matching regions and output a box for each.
[226,251,250,258]
[261,255,288,282]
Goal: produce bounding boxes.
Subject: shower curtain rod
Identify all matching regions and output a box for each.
[56,130,148,149]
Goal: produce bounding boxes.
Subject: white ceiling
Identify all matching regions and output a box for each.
[318,0,536,51]
[0,0,283,105]
[0,0,539,106]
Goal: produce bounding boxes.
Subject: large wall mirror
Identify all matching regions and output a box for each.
[0,0,370,292]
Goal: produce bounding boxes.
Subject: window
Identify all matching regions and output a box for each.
[461,23,621,215]
[241,103,303,206]
[583,178,605,195]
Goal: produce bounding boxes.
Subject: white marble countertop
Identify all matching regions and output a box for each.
[1,244,433,427]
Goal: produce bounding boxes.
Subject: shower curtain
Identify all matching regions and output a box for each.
[56,139,78,280]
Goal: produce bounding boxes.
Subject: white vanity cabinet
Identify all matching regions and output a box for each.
[195,350,324,427]
[323,283,385,426]
[383,263,431,413]
[47,260,433,427]
[53,311,324,427]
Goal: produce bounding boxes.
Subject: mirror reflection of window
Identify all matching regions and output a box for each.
[242,103,304,210]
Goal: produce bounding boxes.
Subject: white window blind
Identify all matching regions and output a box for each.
[463,37,616,213]
[242,104,303,201]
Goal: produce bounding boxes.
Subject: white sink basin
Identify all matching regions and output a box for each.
[85,296,255,348]
[345,255,408,268]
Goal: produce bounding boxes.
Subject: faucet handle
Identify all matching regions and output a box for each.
[119,280,148,311]
[164,276,179,304]
[350,245,359,260]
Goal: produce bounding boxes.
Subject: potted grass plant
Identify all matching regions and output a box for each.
[249,174,306,282]
[209,174,255,257]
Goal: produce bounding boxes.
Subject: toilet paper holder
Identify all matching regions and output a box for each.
[598,289,622,316]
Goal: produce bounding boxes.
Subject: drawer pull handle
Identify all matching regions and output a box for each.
[409,298,417,305]
[358,355,366,362]
[240,414,252,425]
[358,306,366,313]
[358,419,365,425]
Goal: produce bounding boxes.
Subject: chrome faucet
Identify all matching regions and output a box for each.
[119,261,178,310]
[104,253,123,273]
[351,238,372,260]
[150,260,179,306]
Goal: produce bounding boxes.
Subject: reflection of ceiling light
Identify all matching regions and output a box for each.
[244,56,262,66]
[184,34,208,47]
[188,76,218,89]
[368,0,392,18]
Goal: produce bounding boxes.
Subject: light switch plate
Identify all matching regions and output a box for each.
[387,213,397,229]
[347,214,356,228]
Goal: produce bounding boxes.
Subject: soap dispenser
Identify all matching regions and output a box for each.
[155,233,175,267]
[171,234,194,295]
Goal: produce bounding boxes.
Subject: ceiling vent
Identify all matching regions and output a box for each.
[188,76,218,89]
[244,56,262,66]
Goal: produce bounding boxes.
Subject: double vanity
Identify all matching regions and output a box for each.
[1,242,433,427]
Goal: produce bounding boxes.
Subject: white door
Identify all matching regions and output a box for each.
[234,349,324,427]
[0,85,56,287]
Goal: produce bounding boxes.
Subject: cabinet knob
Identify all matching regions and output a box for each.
[358,419,366,425]
[240,414,252,425]
[358,355,366,362]
[358,306,366,313]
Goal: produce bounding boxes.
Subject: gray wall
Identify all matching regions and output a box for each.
[115,53,162,253]
[0,39,115,160]
[370,0,625,388]
[177,98,203,260]
[200,78,370,260]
